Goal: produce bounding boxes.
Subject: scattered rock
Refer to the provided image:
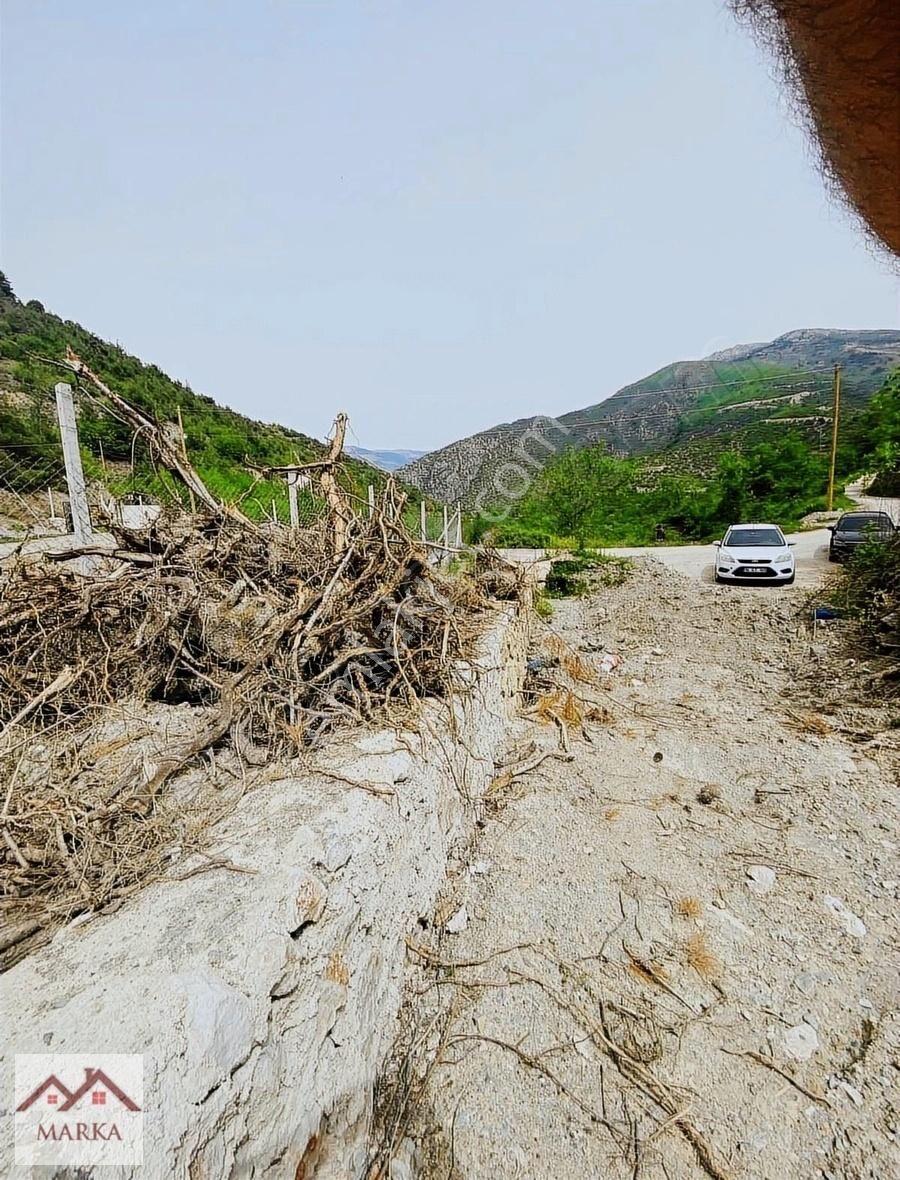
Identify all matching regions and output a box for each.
[746,865,777,895]
[322,839,352,874]
[823,894,867,938]
[445,906,469,934]
[697,783,722,805]
[708,903,753,936]
[573,1037,594,1061]
[782,1021,819,1061]
[832,1078,864,1107]
[793,971,820,998]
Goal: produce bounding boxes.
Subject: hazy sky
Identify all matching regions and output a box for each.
[2,1,897,451]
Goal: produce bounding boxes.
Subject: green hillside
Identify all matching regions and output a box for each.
[403,329,900,506]
[473,368,899,548]
[0,272,397,522]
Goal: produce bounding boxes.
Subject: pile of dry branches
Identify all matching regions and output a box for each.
[0,368,515,969]
[0,498,502,966]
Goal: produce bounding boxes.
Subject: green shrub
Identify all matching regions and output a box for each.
[545,551,633,597]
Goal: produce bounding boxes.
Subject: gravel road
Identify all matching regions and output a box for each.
[604,527,831,588]
[502,491,900,592]
[389,561,900,1180]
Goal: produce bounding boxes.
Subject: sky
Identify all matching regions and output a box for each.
[1,1,897,452]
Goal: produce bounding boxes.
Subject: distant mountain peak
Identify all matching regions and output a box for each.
[400,328,900,505]
[347,446,426,472]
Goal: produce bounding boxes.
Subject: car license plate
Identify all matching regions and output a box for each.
[743,566,766,573]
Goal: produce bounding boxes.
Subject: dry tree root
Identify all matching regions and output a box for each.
[502,958,733,1180]
[0,435,516,968]
[721,1048,830,1106]
[397,927,733,1180]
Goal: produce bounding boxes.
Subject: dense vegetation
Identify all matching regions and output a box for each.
[0,273,396,520]
[472,368,899,547]
[852,370,900,495]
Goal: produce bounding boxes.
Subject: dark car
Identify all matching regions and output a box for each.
[828,511,896,562]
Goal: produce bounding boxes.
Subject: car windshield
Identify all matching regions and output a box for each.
[837,514,891,531]
[725,528,783,547]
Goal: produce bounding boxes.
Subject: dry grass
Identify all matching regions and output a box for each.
[586,704,613,725]
[627,954,671,987]
[325,949,350,986]
[696,783,722,805]
[544,634,598,685]
[675,896,703,919]
[684,933,722,981]
[534,690,583,726]
[785,709,832,737]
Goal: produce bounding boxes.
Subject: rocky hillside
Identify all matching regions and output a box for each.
[400,329,900,505]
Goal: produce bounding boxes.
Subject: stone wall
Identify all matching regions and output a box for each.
[0,605,528,1180]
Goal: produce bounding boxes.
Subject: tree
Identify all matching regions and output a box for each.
[715,452,750,522]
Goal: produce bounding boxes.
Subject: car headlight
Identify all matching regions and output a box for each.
[777,552,794,564]
[718,553,736,565]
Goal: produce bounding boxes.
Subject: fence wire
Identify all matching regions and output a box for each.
[0,442,68,538]
[2,386,450,544]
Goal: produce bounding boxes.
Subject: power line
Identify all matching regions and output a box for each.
[573,363,834,402]
[559,376,832,418]
[417,373,837,448]
[435,395,837,443]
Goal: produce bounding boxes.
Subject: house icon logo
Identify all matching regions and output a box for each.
[17,1067,141,1113]
[14,1053,143,1166]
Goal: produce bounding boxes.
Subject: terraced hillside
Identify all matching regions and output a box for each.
[400,329,900,506]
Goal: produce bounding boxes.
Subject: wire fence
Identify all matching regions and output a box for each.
[87,435,332,530]
[0,383,441,548]
[0,442,69,538]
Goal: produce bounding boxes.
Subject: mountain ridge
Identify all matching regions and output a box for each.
[347,446,426,472]
[400,329,900,505]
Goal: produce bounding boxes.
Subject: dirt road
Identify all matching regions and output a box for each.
[392,562,900,1180]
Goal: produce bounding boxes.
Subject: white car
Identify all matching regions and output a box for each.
[714,523,795,585]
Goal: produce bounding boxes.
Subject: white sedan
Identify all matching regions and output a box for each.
[714,523,795,585]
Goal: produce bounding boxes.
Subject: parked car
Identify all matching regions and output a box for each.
[828,511,896,562]
[714,523,795,585]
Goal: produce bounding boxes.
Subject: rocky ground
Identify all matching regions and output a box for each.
[378,560,900,1180]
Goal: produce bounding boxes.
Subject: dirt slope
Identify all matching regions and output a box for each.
[387,563,899,1180]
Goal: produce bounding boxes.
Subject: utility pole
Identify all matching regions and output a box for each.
[826,364,842,511]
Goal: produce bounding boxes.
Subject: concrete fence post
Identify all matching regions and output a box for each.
[287,473,300,528]
[54,382,92,545]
